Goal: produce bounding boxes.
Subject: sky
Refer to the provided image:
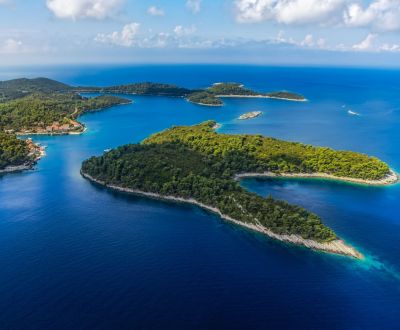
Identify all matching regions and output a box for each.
[1,0,400,66]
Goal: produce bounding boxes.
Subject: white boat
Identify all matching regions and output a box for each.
[347,110,360,116]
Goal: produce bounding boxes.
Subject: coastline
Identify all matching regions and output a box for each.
[235,170,399,186]
[216,94,307,102]
[0,164,34,174]
[0,142,45,175]
[212,123,222,130]
[186,99,223,107]
[16,126,86,136]
[81,171,363,259]
[14,100,132,136]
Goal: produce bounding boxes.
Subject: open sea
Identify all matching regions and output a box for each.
[0,65,399,329]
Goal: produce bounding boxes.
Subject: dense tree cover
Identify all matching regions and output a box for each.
[0,93,129,131]
[207,83,306,100]
[82,121,391,242]
[82,142,337,242]
[144,121,389,180]
[0,78,71,102]
[207,82,259,96]
[0,132,30,169]
[186,83,305,105]
[266,91,305,100]
[186,91,223,106]
[102,82,192,96]
[0,77,306,108]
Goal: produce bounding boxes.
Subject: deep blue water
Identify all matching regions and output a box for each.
[0,65,400,329]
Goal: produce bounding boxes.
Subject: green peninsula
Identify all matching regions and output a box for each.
[0,77,131,135]
[81,121,396,257]
[0,93,130,135]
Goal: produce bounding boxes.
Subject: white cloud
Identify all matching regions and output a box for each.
[300,34,314,47]
[186,0,202,13]
[379,43,400,52]
[344,0,400,31]
[351,33,400,52]
[95,24,230,49]
[173,25,197,36]
[235,0,345,24]
[0,38,24,54]
[353,33,377,50]
[95,22,140,46]
[147,6,164,16]
[46,0,122,20]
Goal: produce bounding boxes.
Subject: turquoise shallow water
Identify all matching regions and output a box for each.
[0,65,400,329]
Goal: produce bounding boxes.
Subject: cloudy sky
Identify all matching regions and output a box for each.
[1,0,400,66]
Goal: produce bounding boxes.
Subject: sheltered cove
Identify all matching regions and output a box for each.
[80,121,398,259]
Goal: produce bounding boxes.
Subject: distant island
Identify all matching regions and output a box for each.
[81,121,397,257]
[186,83,306,106]
[238,111,262,120]
[0,77,306,175]
[76,81,306,106]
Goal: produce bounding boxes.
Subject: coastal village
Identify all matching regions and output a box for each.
[10,118,84,135]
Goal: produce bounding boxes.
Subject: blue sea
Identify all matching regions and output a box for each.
[0,65,399,329]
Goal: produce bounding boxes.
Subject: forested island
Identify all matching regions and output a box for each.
[187,83,305,106]
[81,121,396,257]
[76,81,305,106]
[0,76,302,175]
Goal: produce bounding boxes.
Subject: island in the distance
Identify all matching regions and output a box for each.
[0,77,302,174]
[186,82,305,106]
[81,121,397,258]
[238,111,263,120]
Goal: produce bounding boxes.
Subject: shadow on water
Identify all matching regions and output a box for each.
[83,173,400,283]
[239,176,400,282]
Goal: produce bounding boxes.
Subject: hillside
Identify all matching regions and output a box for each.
[0,93,130,134]
[0,77,72,102]
[144,121,389,181]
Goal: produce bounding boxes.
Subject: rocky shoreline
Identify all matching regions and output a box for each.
[186,99,223,107]
[235,170,399,186]
[81,171,363,259]
[216,94,307,102]
[0,141,45,174]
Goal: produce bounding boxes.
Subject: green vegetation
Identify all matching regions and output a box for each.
[0,131,31,170]
[76,81,305,105]
[186,91,223,106]
[82,141,336,243]
[185,83,305,105]
[0,77,130,171]
[0,78,71,102]
[82,121,390,242]
[207,82,258,96]
[145,121,389,181]
[266,91,305,100]
[102,82,191,96]
[0,93,129,132]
